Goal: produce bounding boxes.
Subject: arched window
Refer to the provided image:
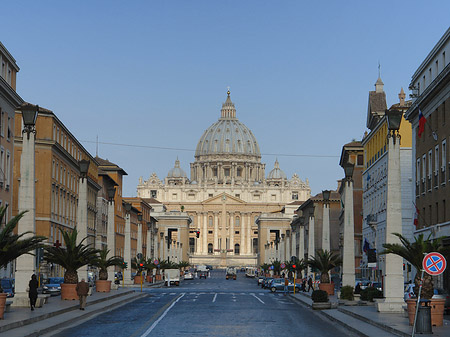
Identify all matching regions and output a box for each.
[208,243,213,254]
[234,244,240,255]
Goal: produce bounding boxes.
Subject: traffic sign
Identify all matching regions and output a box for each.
[154,259,159,265]
[270,265,274,270]
[423,252,447,276]
[280,263,286,269]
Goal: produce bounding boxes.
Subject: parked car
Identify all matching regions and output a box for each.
[404,283,415,301]
[0,278,14,298]
[42,277,64,295]
[257,276,264,286]
[433,288,450,314]
[371,282,382,292]
[199,271,208,279]
[269,278,300,293]
[263,277,274,289]
[184,271,194,280]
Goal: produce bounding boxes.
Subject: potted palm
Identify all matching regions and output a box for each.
[0,206,45,318]
[272,260,282,277]
[44,228,99,300]
[91,246,123,292]
[132,257,146,284]
[260,263,270,277]
[382,233,449,326]
[144,259,156,283]
[307,249,341,296]
[177,261,190,276]
[311,289,331,309]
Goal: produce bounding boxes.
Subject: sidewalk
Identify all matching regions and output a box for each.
[289,291,450,337]
[0,281,163,337]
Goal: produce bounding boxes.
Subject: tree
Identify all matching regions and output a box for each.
[43,228,99,284]
[272,260,282,276]
[91,246,123,281]
[177,260,190,271]
[381,233,449,299]
[307,249,342,283]
[260,263,270,273]
[131,256,146,276]
[0,206,46,291]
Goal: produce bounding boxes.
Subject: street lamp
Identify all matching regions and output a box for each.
[322,190,331,202]
[106,186,116,285]
[344,162,354,181]
[79,159,90,182]
[123,202,132,285]
[107,187,116,204]
[124,202,132,213]
[19,103,39,139]
[137,213,143,222]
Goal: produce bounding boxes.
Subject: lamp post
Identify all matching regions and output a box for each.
[124,202,132,285]
[322,190,331,252]
[376,109,405,313]
[137,213,143,258]
[76,159,90,282]
[342,162,355,288]
[307,207,315,278]
[14,103,39,307]
[106,187,116,285]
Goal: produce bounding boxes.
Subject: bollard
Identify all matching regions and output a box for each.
[416,299,432,334]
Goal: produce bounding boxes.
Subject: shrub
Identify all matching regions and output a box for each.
[340,285,354,301]
[360,287,383,302]
[311,290,328,303]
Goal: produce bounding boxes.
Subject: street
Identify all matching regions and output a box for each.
[49,270,354,337]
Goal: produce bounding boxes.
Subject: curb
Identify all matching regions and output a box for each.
[24,292,147,337]
[337,307,409,337]
[0,290,136,334]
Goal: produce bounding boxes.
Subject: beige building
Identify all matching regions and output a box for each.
[137,91,311,267]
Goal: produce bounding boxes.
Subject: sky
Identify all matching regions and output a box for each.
[2,1,450,197]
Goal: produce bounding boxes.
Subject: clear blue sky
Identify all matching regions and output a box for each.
[3,1,450,197]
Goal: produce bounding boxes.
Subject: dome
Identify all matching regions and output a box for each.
[167,158,187,178]
[267,160,287,179]
[195,91,260,158]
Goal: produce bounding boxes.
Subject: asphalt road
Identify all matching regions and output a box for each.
[50,270,354,337]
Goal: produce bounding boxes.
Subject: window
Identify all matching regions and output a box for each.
[428,150,432,178]
[234,244,240,255]
[7,117,11,139]
[0,147,4,186]
[208,243,213,254]
[208,230,213,234]
[235,231,239,234]
[422,155,426,181]
[172,193,177,200]
[435,145,439,175]
[209,216,213,227]
[235,216,240,226]
[150,190,157,198]
[208,193,213,198]
[235,194,240,198]
[213,168,218,177]
[416,158,421,184]
[5,151,10,188]
[357,155,363,166]
[0,110,3,137]
[442,140,446,184]
[292,192,298,200]
[237,168,242,177]
[253,194,260,200]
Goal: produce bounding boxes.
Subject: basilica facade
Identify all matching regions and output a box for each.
[137,92,311,266]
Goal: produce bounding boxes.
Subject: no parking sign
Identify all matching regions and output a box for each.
[423,252,446,276]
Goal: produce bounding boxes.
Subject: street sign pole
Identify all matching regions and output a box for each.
[411,269,424,337]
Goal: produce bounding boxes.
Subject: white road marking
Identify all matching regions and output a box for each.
[140,293,185,337]
[252,294,265,304]
[212,293,217,302]
[169,293,176,295]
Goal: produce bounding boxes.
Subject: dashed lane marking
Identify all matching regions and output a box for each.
[212,293,217,302]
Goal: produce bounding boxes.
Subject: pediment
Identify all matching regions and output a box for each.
[202,192,245,205]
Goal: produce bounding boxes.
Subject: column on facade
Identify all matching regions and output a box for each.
[107,200,116,284]
[159,235,163,260]
[203,213,208,253]
[137,223,142,256]
[286,234,291,261]
[124,213,132,284]
[280,235,286,262]
[240,213,246,255]
[146,226,151,259]
[291,229,296,259]
[299,226,305,262]
[230,212,234,255]
[214,213,219,255]
[247,214,252,254]
[307,216,315,277]
[196,214,201,254]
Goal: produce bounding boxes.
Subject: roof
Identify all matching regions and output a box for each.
[142,197,162,204]
[95,156,128,175]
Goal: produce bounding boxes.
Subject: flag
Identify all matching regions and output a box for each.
[363,239,370,253]
[418,109,426,138]
[414,204,419,227]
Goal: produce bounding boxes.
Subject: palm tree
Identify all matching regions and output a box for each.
[260,263,270,273]
[43,228,98,284]
[381,233,449,299]
[0,206,46,291]
[91,246,123,280]
[177,260,190,271]
[131,256,146,276]
[272,260,282,276]
[143,258,156,276]
[307,249,341,283]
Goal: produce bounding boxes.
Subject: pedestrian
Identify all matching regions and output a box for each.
[302,278,306,292]
[355,282,361,294]
[76,278,89,310]
[284,277,289,296]
[307,276,313,292]
[28,274,38,311]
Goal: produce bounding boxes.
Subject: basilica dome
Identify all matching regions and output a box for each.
[167,158,187,178]
[195,91,261,158]
[267,160,287,180]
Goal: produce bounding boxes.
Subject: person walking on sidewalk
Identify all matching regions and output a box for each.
[284,277,289,296]
[307,276,313,292]
[302,278,307,292]
[76,278,89,310]
[28,274,38,311]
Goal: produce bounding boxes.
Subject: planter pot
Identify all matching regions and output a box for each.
[134,275,144,284]
[312,302,331,310]
[319,282,335,296]
[146,275,153,283]
[406,298,446,326]
[0,293,7,319]
[155,274,162,281]
[95,280,111,293]
[61,283,78,300]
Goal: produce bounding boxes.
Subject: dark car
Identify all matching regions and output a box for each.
[263,277,274,289]
[199,271,208,279]
[42,277,64,295]
[0,278,14,298]
[257,276,265,286]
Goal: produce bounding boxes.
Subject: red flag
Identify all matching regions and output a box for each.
[418,109,426,138]
[414,204,419,227]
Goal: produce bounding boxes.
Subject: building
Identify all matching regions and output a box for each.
[361,77,414,282]
[13,106,100,278]
[405,27,450,291]
[0,41,23,278]
[137,91,311,267]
